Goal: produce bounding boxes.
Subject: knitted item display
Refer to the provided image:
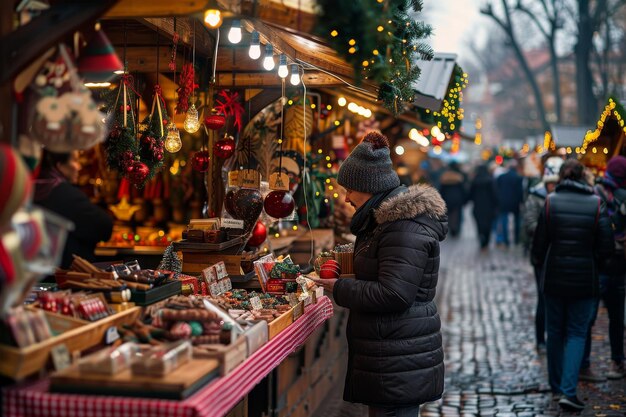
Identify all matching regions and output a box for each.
[337,131,400,194]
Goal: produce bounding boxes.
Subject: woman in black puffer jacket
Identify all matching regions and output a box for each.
[313,132,447,417]
[531,159,613,411]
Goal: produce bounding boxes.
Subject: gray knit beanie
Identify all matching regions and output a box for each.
[337,131,400,193]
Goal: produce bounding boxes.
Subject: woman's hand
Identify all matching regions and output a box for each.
[310,277,337,292]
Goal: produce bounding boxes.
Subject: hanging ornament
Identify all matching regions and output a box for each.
[264,190,295,218]
[224,188,238,217]
[214,90,245,132]
[233,188,264,232]
[204,111,226,130]
[246,221,267,247]
[183,103,201,133]
[213,135,235,159]
[126,160,150,185]
[164,123,182,153]
[176,63,198,114]
[191,150,210,172]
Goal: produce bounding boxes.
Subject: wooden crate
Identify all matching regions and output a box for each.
[0,307,141,380]
[268,307,294,339]
[193,336,247,376]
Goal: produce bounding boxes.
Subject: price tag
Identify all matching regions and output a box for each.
[286,293,299,307]
[105,326,120,344]
[269,172,290,191]
[240,169,260,189]
[228,171,240,187]
[221,218,244,229]
[51,344,71,371]
[249,296,263,311]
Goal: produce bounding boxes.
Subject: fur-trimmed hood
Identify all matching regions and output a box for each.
[374,184,447,240]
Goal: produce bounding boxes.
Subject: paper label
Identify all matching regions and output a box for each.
[105,326,120,344]
[286,293,299,307]
[221,218,245,229]
[269,172,290,191]
[51,344,71,371]
[240,169,260,189]
[228,171,240,187]
[249,296,263,310]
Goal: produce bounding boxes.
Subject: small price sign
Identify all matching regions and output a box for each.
[269,172,289,191]
[240,169,260,189]
[51,344,71,371]
[249,296,263,311]
[228,170,240,187]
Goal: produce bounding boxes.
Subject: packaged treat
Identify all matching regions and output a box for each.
[79,342,139,375]
[131,340,192,377]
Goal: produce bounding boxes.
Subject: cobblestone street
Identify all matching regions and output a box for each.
[313,220,626,417]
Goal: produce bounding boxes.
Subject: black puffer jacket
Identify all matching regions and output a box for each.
[333,184,447,407]
[531,179,613,298]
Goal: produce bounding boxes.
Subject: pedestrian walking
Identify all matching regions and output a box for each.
[438,161,467,237]
[531,159,614,410]
[580,156,626,381]
[495,160,524,246]
[469,164,497,250]
[312,131,447,417]
[524,156,563,352]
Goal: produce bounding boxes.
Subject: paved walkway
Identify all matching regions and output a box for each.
[312,220,625,417]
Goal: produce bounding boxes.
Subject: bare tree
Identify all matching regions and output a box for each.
[515,0,566,123]
[481,0,551,132]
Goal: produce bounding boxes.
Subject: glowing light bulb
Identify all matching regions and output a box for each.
[263,44,275,70]
[278,54,288,78]
[165,123,182,153]
[227,20,242,44]
[338,97,347,106]
[203,9,222,28]
[289,64,300,85]
[183,104,200,133]
[249,31,261,59]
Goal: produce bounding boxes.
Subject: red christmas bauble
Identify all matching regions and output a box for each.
[233,188,264,232]
[319,259,341,278]
[204,113,226,130]
[213,136,236,159]
[127,161,149,185]
[264,190,295,218]
[246,221,267,247]
[191,150,210,172]
[224,188,238,217]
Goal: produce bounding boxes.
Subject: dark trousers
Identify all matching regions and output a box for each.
[583,274,626,366]
[448,207,462,237]
[534,265,546,345]
[369,405,420,417]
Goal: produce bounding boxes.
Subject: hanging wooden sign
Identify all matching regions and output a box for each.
[240,169,260,189]
[268,172,289,191]
[228,170,240,187]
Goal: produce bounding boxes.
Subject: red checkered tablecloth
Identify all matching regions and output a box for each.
[3,296,334,417]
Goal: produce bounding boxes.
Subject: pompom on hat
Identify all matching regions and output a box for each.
[542,156,564,183]
[337,131,400,194]
[606,155,626,186]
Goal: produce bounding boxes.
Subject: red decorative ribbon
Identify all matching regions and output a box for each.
[121,74,142,99]
[214,90,245,132]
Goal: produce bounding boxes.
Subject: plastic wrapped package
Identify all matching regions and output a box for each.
[131,340,192,377]
[79,342,139,375]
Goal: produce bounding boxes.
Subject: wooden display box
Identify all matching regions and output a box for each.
[0,307,141,380]
[193,336,248,376]
[268,301,303,339]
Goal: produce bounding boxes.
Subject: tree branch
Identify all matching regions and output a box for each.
[516,2,549,38]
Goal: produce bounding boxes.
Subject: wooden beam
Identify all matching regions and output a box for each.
[120,46,188,73]
[105,0,209,18]
[141,17,214,58]
[0,1,117,85]
[215,71,345,88]
[217,47,264,72]
[239,0,317,34]
[0,1,14,143]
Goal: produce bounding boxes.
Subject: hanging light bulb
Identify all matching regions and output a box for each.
[289,64,300,85]
[263,44,275,71]
[278,54,288,78]
[165,123,182,153]
[249,31,261,60]
[227,19,242,44]
[183,103,201,133]
[203,6,222,28]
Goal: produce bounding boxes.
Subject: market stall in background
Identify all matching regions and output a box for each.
[0,1,469,416]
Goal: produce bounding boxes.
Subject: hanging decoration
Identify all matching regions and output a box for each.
[191,150,210,172]
[204,111,226,130]
[164,122,182,153]
[104,73,139,175]
[176,65,197,115]
[213,134,235,159]
[246,221,267,247]
[415,65,467,134]
[233,188,264,232]
[184,104,201,133]
[316,0,434,114]
[214,90,245,132]
[224,188,238,217]
[264,190,295,218]
[136,84,168,182]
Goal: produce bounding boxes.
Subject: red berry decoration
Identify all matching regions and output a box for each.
[224,188,238,217]
[204,113,226,130]
[319,259,341,278]
[126,161,149,185]
[246,221,267,247]
[213,136,236,159]
[264,190,295,218]
[191,150,210,172]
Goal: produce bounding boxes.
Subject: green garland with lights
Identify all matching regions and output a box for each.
[316,0,433,115]
[416,65,468,134]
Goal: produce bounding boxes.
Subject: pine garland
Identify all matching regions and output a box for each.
[316,0,433,115]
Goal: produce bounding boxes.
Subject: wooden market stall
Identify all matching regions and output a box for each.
[579,97,626,173]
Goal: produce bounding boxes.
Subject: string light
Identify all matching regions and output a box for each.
[263,44,275,70]
[337,97,347,106]
[248,31,261,59]
[227,19,242,44]
[204,8,222,28]
[277,54,288,78]
[289,64,300,85]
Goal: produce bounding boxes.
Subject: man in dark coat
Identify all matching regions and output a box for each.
[495,160,524,246]
[532,159,613,411]
[469,164,497,249]
[313,132,447,417]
